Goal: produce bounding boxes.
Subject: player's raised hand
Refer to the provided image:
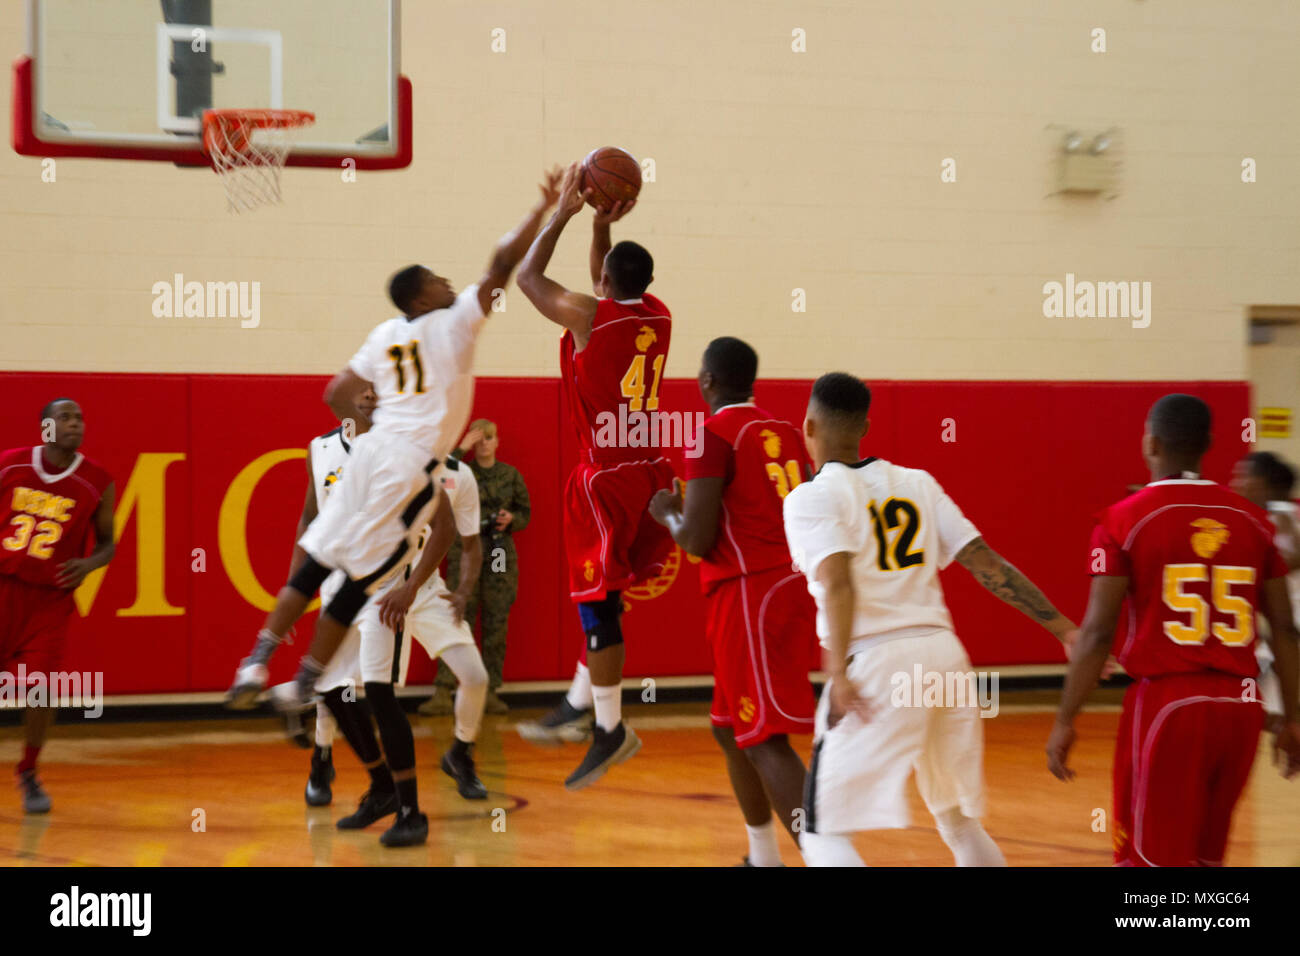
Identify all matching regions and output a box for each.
[458,427,485,455]
[593,198,636,226]
[557,162,590,218]
[538,165,563,209]
[1046,720,1077,781]
[1273,721,1300,780]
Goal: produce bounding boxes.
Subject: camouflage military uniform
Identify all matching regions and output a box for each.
[436,450,530,690]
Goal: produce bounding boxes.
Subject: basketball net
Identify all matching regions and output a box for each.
[202,109,315,213]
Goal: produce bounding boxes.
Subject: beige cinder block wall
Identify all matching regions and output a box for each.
[2,0,1298,382]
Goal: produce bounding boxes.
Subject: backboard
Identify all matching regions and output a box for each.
[12,0,410,169]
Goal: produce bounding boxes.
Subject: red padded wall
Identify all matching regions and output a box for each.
[0,372,1251,693]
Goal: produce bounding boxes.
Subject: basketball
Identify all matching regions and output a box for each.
[580,146,642,212]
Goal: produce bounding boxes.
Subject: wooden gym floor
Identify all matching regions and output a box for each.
[1,697,1296,867]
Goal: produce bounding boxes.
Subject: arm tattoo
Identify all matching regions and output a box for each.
[957,539,1061,623]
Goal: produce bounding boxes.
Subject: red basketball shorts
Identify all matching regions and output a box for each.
[1113,672,1264,867]
[706,566,817,748]
[0,574,75,679]
[564,458,675,602]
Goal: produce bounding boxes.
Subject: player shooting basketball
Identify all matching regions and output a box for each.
[515,161,675,790]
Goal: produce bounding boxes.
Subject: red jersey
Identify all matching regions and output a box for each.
[0,446,112,588]
[560,295,672,466]
[685,404,810,591]
[1090,478,1287,680]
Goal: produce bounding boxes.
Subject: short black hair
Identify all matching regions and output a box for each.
[388,265,427,315]
[1245,451,1297,499]
[702,337,758,396]
[1147,393,1212,459]
[605,241,653,298]
[810,373,872,429]
[40,397,75,422]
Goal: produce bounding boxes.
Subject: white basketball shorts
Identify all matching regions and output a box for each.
[804,629,986,834]
[298,430,444,588]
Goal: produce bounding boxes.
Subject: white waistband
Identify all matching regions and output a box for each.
[847,626,949,657]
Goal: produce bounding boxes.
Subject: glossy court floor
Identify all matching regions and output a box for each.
[1,696,1296,867]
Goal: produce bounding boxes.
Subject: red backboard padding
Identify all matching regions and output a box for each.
[0,372,1251,694]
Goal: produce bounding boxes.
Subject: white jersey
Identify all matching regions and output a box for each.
[407,455,481,589]
[783,457,980,648]
[308,426,352,513]
[1267,500,1300,614]
[348,284,486,459]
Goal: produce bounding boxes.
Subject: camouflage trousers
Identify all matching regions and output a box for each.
[435,545,519,690]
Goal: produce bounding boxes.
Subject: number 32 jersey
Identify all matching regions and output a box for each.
[0,446,112,588]
[561,295,671,466]
[1090,478,1287,680]
[783,458,981,644]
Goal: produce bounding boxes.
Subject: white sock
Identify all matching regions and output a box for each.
[592,683,621,731]
[315,701,335,748]
[935,809,1006,867]
[800,831,866,867]
[442,644,488,743]
[745,821,782,867]
[565,662,593,711]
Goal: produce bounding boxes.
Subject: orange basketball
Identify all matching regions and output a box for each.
[579,146,642,212]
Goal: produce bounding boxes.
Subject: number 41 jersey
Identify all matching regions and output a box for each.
[783,458,981,644]
[560,295,671,466]
[1090,478,1287,680]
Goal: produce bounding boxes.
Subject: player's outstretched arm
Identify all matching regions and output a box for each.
[589,199,635,291]
[1046,574,1126,780]
[954,537,1075,642]
[518,162,599,343]
[477,166,563,316]
[649,477,722,557]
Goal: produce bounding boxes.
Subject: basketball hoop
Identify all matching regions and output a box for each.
[202,109,316,212]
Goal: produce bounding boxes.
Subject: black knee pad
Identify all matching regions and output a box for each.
[287,556,331,599]
[579,591,624,652]
[324,576,371,628]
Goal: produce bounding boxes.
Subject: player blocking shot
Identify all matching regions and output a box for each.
[1049,395,1300,866]
[223,168,562,843]
[1,399,116,814]
[648,337,817,866]
[515,161,675,789]
[783,374,1080,867]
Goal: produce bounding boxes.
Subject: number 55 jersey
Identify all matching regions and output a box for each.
[1090,477,1287,679]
